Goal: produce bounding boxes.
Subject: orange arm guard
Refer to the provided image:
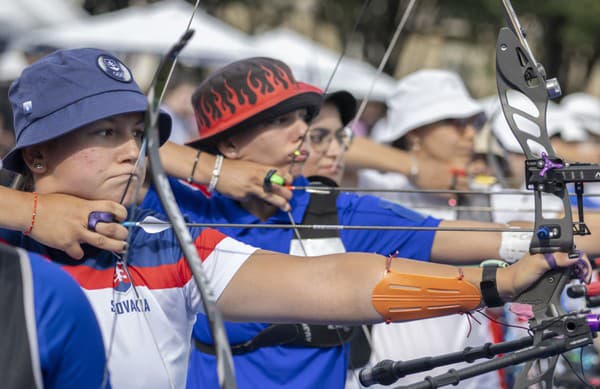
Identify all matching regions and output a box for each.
[372,264,481,323]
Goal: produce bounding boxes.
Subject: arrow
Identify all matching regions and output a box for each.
[287,185,600,197]
[124,216,533,234]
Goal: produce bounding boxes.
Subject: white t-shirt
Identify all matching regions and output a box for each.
[357,168,500,388]
[62,226,257,389]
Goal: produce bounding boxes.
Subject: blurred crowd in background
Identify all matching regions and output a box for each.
[0,0,598,165]
[1,1,600,388]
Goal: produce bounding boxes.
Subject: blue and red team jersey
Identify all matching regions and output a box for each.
[143,176,441,389]
[0,209,256,389]
[1,245,107,389]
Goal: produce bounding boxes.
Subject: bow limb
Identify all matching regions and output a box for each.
[103,0,236,387]
[96,4,209,388]
[142,15,237,389]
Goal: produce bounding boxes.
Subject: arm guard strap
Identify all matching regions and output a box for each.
[372,266,481,323]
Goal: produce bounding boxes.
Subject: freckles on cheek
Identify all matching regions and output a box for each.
[76,150,105,175]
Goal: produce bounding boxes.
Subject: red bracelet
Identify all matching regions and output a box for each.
[24,192,38,236]
[449,167,467,177]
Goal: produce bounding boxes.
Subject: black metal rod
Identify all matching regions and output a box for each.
[359,332,555,387]
[395,337,570,389]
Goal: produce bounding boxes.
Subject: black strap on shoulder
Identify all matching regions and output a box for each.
[195,176,371,367]
[195,324,356,356]
[300,176,342,238]
[195,182,356,355]
[304,176,373,368]
[0,244,41,389]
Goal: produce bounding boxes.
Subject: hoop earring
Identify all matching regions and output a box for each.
[410,139,421,152]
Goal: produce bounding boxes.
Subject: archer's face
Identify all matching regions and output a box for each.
[409,117,478,165]
[551,136,600,164]
[218,109,310,176]
[303,103,347,184]
[28,112,145,205]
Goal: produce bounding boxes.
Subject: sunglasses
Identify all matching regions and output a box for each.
[307,126,354,153]
[440,113,487,132]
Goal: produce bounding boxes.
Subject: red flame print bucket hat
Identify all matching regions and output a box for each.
[187,57,323,149]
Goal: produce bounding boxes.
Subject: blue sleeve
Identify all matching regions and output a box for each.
[30,253,108,389]
[141,183,163,214]
[338,194,441,261]
[142,177,211,221]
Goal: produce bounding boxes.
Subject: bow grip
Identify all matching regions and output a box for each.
[88,211,115,231]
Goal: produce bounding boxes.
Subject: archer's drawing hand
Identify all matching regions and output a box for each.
[33,193,128,259]
[218,159,293,211]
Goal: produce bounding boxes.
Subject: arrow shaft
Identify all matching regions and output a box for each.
[290,186,600,197]
[125,221,532,233]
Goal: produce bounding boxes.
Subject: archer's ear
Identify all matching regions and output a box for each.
[21,146,49,174]
[216,137,239,159]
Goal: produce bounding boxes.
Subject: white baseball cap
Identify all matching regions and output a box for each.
[561,93,600,136]
[371,69,483,143]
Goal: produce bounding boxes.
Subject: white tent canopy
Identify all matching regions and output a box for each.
[0,0,85,36]
[0,0,87,80]
[8,2,396,100]
[11,0,253,65]
[250,28,396,100]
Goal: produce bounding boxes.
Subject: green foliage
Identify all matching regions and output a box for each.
[83,0,599,90]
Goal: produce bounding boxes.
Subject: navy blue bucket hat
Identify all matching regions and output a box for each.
[3,48,172,173]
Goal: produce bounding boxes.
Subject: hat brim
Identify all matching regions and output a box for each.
[325,90,357,126]
[187,84,322,149]
[2,90,171,173]
[376,99,483,144]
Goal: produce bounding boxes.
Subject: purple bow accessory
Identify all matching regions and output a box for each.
[87,211,115,231]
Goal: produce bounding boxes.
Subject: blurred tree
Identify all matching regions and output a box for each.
[82,0,599,92]
[436,0,600,92]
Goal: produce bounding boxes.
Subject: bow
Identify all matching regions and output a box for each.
[142,19,238,389]
[90,1,237,388]
[357,1,600,387]
[496,0,594,387]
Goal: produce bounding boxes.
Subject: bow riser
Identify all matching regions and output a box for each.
[495,2,593,388]
[495,26,575,250]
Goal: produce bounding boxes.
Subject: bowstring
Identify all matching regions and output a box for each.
[285,0,373,251]
[282,0,373,382]
[101,1,202,387]
[333,0,417,170]
[284,0,421,384]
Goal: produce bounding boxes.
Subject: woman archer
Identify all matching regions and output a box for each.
[0,48,587,389]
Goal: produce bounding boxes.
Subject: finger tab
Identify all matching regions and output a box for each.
[88,211,115,231]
